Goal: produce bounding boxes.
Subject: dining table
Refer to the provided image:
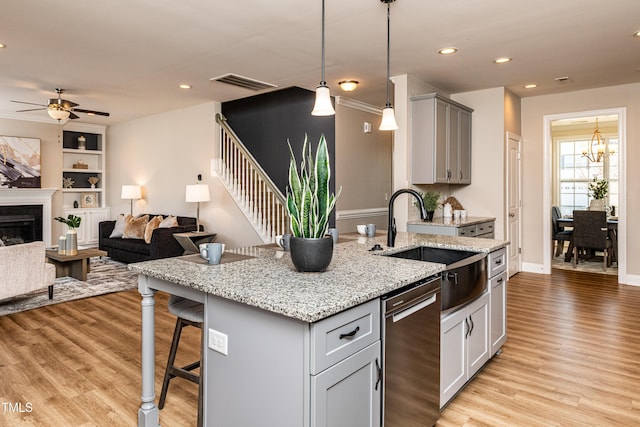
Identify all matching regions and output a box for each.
[557,216,618,263]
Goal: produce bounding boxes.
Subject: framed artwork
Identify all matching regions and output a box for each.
[81,192,98,208]
[0,136,41,188]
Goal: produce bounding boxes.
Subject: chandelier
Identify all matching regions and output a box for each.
[581,118,614,163]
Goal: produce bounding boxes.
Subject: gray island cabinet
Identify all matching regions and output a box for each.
[130,233,507,427]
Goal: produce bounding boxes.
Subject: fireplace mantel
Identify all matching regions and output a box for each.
[0,188,57,246]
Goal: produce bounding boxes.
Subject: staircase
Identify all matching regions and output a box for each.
[215,113,289,243]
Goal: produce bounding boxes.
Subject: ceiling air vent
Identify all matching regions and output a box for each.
[210,73,277,91]
[554,76,573,84]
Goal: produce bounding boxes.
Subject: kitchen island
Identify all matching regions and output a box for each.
[130,232,507,427]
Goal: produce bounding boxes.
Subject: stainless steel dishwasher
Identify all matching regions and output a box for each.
[382,275,441,427]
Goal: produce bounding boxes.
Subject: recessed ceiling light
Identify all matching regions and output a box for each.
[494,57,512,64]
[338,80,358,91]
[0,43,6,48]
[524,84,537,89]
[179,84,191,89]
[634,30,640,37]
[438,47,458,55]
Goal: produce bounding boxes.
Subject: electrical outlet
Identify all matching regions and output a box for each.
[208,328,228,355]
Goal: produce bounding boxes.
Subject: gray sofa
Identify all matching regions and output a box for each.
[98,215,197,263]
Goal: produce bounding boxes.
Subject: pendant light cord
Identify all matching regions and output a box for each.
[320,0,327,86]
[385,2,391,107]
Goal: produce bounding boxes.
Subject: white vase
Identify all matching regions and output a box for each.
[589,199,606,211]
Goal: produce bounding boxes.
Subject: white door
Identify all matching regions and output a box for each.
[506,132,522,277]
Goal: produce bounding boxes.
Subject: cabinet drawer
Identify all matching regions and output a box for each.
[488,247,507,278]
[476,221,494,236]
[310,299,380,374]
[457,225,477,237]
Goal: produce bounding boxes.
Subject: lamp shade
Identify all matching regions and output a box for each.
[379,106,399,131]
[48,108,70,120]
[311,85,335,116]
[121,185,142,200]
[185,184,210,203]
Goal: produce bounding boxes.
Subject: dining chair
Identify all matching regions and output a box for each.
[572,210,611,271]
[552,206,572,257]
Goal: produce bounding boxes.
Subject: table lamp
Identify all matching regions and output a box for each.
[121,185,142,216]
[185,181,210,232]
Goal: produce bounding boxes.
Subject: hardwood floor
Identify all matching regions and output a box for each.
[438,269,640,427]
[1,269,639,426]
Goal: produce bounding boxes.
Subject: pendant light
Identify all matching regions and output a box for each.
[311,0,335,116]
[379,0,398,131]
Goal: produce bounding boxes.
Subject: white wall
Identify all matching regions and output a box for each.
[334,99,391,234]
[521,83,639,283]
[451,88,507,239]
[106,102,263,249]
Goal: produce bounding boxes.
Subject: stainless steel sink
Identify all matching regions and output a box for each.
[385,246,484,269]
[384,246,487,311]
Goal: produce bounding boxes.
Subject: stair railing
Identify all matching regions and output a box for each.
[215,113,289,242]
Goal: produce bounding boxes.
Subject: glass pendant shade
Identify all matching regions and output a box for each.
[379,106,398,131]
[48,108,70,120]
[311,84,335,116]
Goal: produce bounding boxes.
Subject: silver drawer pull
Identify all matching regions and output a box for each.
[339,326,360,340]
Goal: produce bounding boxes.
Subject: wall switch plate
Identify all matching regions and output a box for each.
[208,328,228,355]
[363,122,372,133]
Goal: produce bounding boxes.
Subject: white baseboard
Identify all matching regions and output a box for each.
[522,262,545,274]
[624,274,640,286]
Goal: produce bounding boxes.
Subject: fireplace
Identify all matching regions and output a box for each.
[0,205,42,245]
[0,189,56,247]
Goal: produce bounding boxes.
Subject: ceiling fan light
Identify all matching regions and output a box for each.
[48,108,70,120]
[311,84,335,116]
[379,106,398,131]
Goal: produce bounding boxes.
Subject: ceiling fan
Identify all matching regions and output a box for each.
[11,88,110,121]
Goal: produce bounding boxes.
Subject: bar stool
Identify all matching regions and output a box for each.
[158,295,204,426]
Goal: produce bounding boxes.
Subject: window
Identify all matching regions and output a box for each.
[557,138,618,216]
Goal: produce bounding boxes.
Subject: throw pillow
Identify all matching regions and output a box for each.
[159,215,178,228]
[109,214,127,238]
[123,215,149,239]
[144,215,163,244]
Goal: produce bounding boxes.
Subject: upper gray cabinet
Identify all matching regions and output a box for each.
[410,93,473,184]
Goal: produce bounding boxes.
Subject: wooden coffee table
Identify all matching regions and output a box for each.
[45,248,108,298]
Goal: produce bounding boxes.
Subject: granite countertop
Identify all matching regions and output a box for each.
[407,216,496,228]
[129,232,508,323]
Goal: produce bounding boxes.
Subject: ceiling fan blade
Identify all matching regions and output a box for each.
[60,99,78,108]
[68,112,80,120]
[11,100,47,107]
[72,108,110,117]
[15,108,46,112]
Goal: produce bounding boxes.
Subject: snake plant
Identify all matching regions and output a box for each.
[286,134,340,238]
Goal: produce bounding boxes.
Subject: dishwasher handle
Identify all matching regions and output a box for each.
[392,293,438,323]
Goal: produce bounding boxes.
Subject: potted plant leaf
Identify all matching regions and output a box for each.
[55,214,82,255]
[286,134,340,272]
[419,191,440,221]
